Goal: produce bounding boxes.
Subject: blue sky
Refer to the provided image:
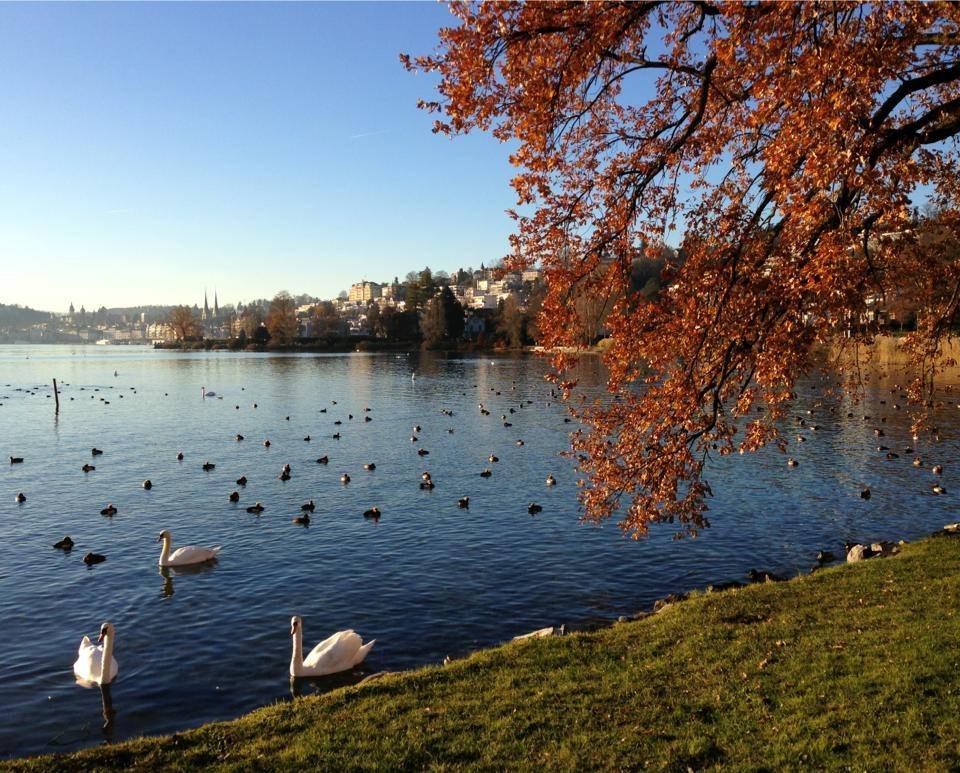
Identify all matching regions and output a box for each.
[0,2,518,312]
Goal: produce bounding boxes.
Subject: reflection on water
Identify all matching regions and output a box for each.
[159,562,219,599]
[289,664,374,699]
[2,344,960,758]
[100,683,116,736]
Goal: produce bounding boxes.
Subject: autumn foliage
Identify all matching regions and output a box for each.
[406,2,960,536]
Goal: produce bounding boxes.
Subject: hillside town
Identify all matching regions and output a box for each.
[0,263,545,348]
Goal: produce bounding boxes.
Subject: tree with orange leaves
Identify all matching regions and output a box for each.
[405,2,960,536]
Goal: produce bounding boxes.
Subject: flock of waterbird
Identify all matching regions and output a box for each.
[7,366,563,691]
[780,379,951,502]
[6,366,955,701]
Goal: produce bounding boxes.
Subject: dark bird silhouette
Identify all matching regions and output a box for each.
[933,464,944,475]
[363,463,376,471]
[91,448,103,456]
[247,502,265,514]
[747,569,785,583]
[480,469,492,478]
[332,432,341,440]
[9,456,23,464]
[142,479,152,490]
[418,448,429,456]
[488,455,499,463]
[860,488,871,500]
[787,458,798,468]
[82,464,95,473]
[176,452,184,461]
[528,503,543,515]
[458,497,469,508]
[228,491,240,502]
[236,434,244,441]
[301,500,315,512]
[53,536,74,551]
[303,436,311,442]
[263,439,271,447]
[100,504,117,516]
[363,506,381,520]
[83,552,106,566]
[316,456,329,465]
[341,473,351,484]
[15,491,26,503]
[236,475,248,486]
[546,474,556,486]
[293,513,310,525]
[202,461,215,471]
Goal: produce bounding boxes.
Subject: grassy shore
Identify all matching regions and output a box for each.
[8,535,960,771]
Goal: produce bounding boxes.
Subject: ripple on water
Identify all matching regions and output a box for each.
[0,344,957,757]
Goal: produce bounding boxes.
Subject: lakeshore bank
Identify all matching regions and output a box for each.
[7,534,959,770]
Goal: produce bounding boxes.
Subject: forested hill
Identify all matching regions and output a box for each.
[0,304,54,326]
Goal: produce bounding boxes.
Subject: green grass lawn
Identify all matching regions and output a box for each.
[8,535,960,771]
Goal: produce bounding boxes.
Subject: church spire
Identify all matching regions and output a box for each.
[203,289,209,321]
[214,290,219,319]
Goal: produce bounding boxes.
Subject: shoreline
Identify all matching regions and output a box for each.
[6,526,958,768]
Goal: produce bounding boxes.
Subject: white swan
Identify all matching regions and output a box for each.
[157,529,221,567]
[289,616,375,677]
[74,621,118,686]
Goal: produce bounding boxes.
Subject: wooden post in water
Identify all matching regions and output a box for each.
[53,378,60,414]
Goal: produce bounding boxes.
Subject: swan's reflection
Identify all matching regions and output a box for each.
[289,664,373,699]
[100,682,116,735]
[72,679,117,737]
[159,561,218,598]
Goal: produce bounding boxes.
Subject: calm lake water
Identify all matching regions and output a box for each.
[0,344,956,757]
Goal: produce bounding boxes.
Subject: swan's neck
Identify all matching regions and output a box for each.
[159,537,171,566]
[291,628,304,676]
[100,631,115,683]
